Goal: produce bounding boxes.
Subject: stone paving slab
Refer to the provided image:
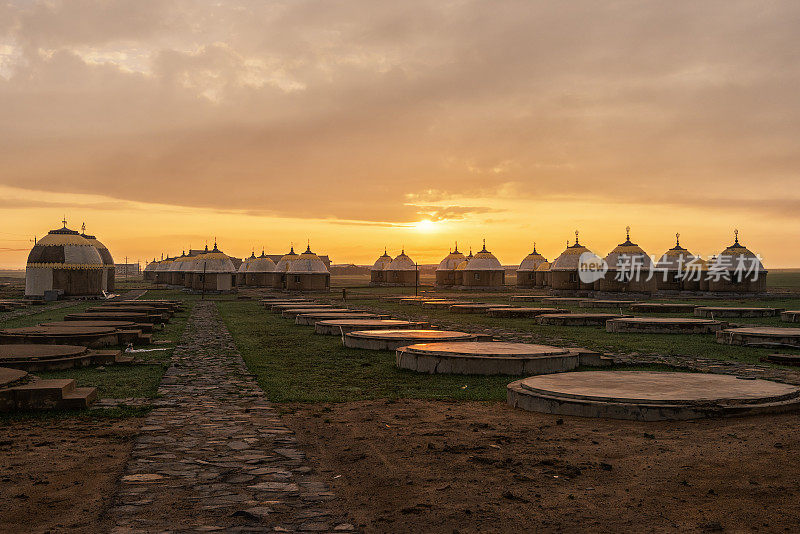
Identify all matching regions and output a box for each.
[107,301,350,533]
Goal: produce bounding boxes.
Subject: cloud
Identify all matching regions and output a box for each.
[0,0,799,226]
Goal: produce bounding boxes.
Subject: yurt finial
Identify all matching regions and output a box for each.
[81,222,86,234]
[481,238,486,252]
[305,239,312,253]
[533,241,537,254]
[454,241,459,253]
[626,226,631,241]
[734,228,739,244]
[62,215,67,228]
[676,232,680,247]
[574,230,579,245]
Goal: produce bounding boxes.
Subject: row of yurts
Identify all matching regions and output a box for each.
[371,228,767,293]
[25,221,115,297]
[144,243,330,291]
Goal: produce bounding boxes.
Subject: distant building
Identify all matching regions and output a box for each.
[461,241,505,288]
[435,244,466,287]
[516,244,547,288]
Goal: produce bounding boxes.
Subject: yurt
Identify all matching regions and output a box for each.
[25,222,105,298]
[143,259,159,281]
[595,227,653,293]
[370,249,393,286]
[246,250,277,287]
[454,249,473,286]
[286,245,330,291]
[549,232,599,291]
[190,243,236,292]
[435,244,466,287]
[385,249,418,286]
[707,230,767,293]
[516,243,547,288]
[237,252,256,286]
[653,234,700,291]
[274,246,299,289]
[153,256,174,285]
[80,226,115,292]
[461,240,505,288]
[534,261,551,288]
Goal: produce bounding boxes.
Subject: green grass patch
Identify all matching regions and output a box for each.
[218,300,512,402]
[1,301,98,327]
[0,405,150,424]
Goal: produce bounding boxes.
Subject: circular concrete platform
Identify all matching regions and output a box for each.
[580,300,636,309]
[0,344,103,371]
[0,366,28,389]
[421,300,462,309]
[782,311,800,323]
[487,307,567,318]
[629,303,697,313]
[449,303,511,314]
[344,329,479,351]
[507,371,800,420]
[509,295,549,302]
[295,312,388,326]
[542,297,585,304]
[0,326,119,348]
[64,311,162,324]
[695,307,783,318]
[606,317,725,334]
[270,303,334,312]
[41,320,138,329]
[537,313,627,326]
[396,342,583,375]
[716,327,800,348]
[315,319,430,336]
[281,308,351,319]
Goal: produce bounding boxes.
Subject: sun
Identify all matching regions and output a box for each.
[413,219,436,232]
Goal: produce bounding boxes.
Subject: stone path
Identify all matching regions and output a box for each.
[108,301,351,533]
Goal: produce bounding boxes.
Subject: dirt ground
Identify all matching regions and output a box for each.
[283,400,800,533]
[0,417,142,534]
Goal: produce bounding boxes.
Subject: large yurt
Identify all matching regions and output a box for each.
[286,245,330,291]
[246,251,277,287]
[237,252,256,287]
[653,234,700,292]
[385,249,418,286]
[461,241,505,288]
[25,222,105,298]
[369,249,393,286]
[707,230,767,293]
[190,243,236,291]
[80,226,115,292]
[274,246,299,289]
[516,244,547,288]
[595,227,653,293]
[549,232,599,291]
[435,244,466,287]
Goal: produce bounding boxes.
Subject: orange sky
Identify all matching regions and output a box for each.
[1,1,799,268]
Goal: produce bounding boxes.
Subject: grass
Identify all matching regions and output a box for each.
[218,299,514,402]
[0,405,151,424]
[1,300,98,328]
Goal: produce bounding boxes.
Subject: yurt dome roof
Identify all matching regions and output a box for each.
[535,261,551,272]
[655,233,698,271]
[550,232,598,271]
[713,230,765,272]
[27,223,104,269]
[388,250,416,271]
[249,250,277,273]
[190,243,236,273]
[464,241,502,271]
[276,245,299,272]
[288,245,329,274]
[372,248,394,271]
[436,243,466,271]
[517,243,547,272]
[79,226,114,266]
[604,227,652,270]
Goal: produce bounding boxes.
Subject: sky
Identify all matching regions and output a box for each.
[1,0,799,268]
